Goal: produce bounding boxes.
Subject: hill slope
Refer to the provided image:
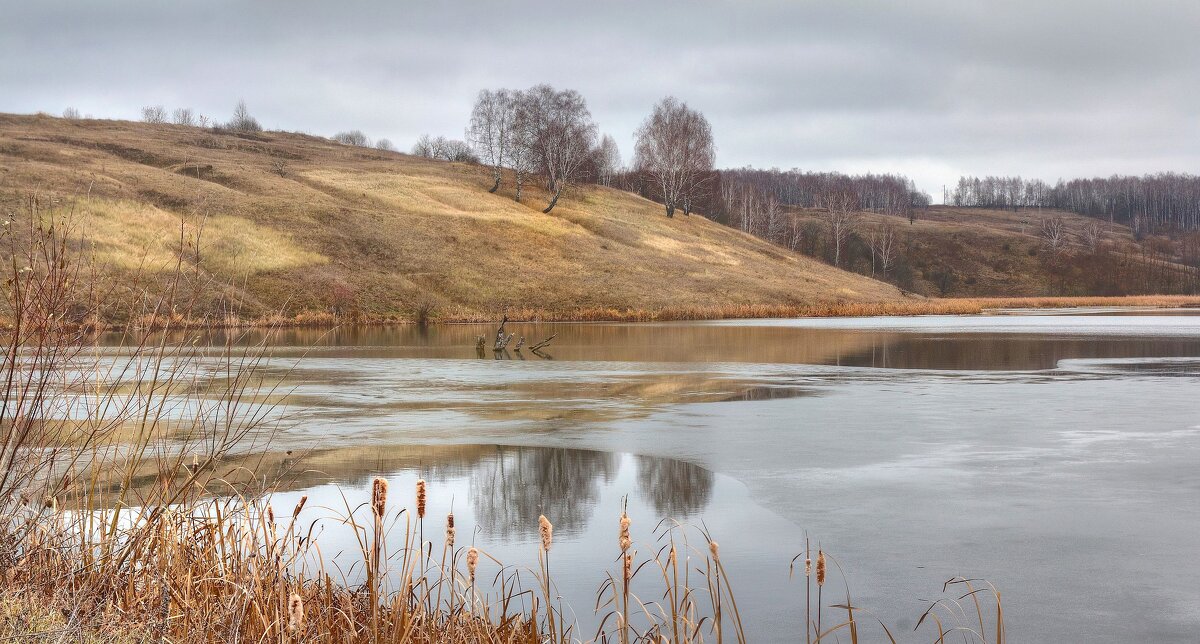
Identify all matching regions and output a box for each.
[782,205,1199,297]
[0,114,903,323]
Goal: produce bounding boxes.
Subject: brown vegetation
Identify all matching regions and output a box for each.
[0,113,902,326]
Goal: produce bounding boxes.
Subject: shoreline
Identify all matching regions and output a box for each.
[57,294,1200,332]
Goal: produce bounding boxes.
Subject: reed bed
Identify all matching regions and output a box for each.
[22,293,1200,331]
[1,479,1005,644]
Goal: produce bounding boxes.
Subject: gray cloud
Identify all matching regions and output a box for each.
[3,0,1199,199]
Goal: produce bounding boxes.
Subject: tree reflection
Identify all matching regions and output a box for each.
[469,446,619,540]
[635,455,714,519]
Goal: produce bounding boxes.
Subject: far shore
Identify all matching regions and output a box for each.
[52,294,1200,333]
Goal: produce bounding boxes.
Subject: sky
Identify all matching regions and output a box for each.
[3,0,1199,201]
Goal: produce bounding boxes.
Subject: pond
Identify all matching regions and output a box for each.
[138,311,1200,642]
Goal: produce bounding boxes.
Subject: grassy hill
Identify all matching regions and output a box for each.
[784,204,1200,297]
[0,114,904,324]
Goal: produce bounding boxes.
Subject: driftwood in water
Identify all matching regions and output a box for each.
[514,336,525,351]
[529,333,557,352]
[494,315,512,350]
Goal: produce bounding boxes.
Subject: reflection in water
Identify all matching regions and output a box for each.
[264,445,793,641]
[635,455,713,518]
[263,444,714,542]
[469,446,619,539]
[113,313,1200,370]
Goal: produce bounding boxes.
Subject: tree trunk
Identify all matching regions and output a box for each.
[515,172,524,202]
[488,172,501,193]
[665,202,675,218]
[543,186,563,213]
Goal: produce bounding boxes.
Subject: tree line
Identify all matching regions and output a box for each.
[951,174,1200,234]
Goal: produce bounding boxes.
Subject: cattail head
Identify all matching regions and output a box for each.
[669,545,677,567]
[816,550,826,587]
[619,511,631,553]
[287,592,304,634]
[623,552,633,583]
[415,479,427,519]
[804,557,812,577]
[709,540,719,562]
[467,546,479,582]
[266,504,275,525]
[445,513,455,548]
[371,477,388,518]
[538,514,553,552]
[292,495,308,520]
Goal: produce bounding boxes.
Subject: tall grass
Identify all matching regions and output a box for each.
[58,293,1200,329]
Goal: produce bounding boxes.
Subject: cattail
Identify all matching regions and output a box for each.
[805,557,812,576]
[669,545,677,567]
[266,504,275,525]
[415,479,426,519]
[709,540,719,562]
[371,477,388,518]
[539,514,553,552]
[816,550,826,587]
[467,546,479,582]
[619,511,631,553]
[445,513,455,548]
[292,495,308,520]
[623,552,633,583]
[287,592,304,634]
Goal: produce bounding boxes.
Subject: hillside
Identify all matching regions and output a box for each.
[782,204,1200,297]
[0,114,904,324]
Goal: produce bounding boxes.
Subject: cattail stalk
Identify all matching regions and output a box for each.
[467,546,479,612]
[416,478,427,583]
[804,536,813,644]
[287,592,304,635]
[816,549,826,638]
[619,510,632,644]
[538,514,555,642]
[370,477,388,636]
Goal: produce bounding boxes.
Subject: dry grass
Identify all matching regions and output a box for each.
[786,205,1199,297]
[0,113,900,325]
[2,479,1004,644]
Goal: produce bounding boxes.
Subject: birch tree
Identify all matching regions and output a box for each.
[633,97,715,218]
[518,85,597,213]
[467,89,518,193]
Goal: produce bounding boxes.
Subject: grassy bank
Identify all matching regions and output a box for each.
[39,294,1200,332]
[0,114,900,324]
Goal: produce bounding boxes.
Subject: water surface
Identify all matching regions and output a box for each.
[136,312,1200,642]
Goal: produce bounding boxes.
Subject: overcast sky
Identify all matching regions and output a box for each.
[4,1,1198,201]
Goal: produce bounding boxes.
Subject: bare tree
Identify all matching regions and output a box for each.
[411,134,438,158]
[595,134,621,188]
[62,107,81,120]
[633,97,715,218]
[1079,220,1103,254]
[228,100,262,132]
[333,130,371,147]
[1039,216,1068,254]
[467,89,519,193]
[868,223,899,275]
[412,134,476,162]
[821,188,858,267]
[375,138,396,152]
[518,85,597,213]
[141,105,167,123]
[172,107,195,126]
